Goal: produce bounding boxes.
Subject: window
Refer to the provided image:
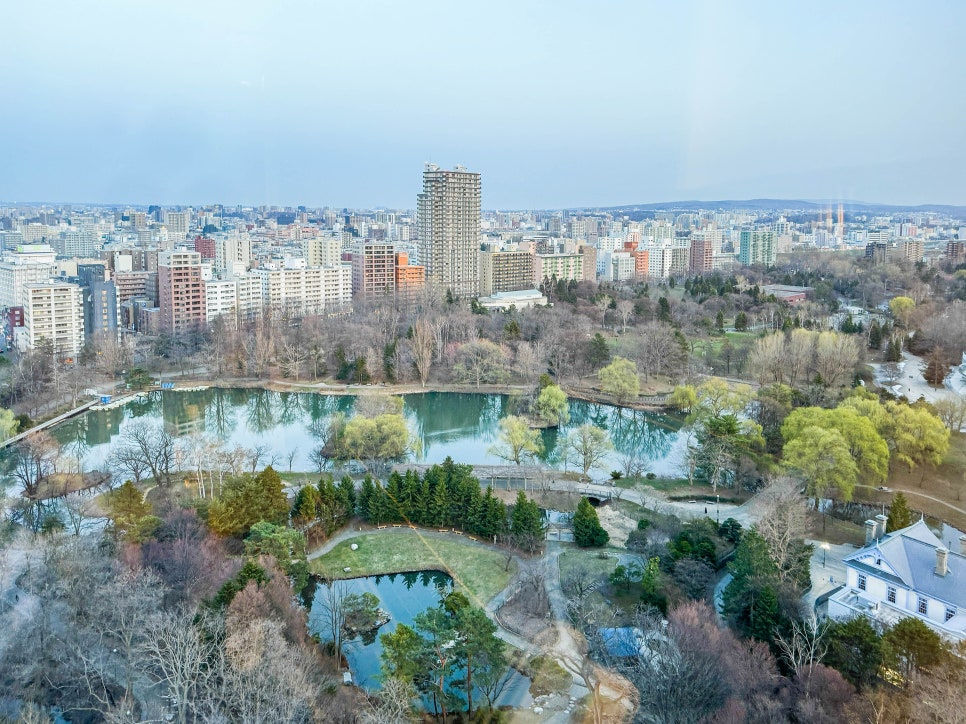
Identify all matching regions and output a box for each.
[946,607,957,623]
[857,574,867,591]
[918,597,928,615]
[887,587,896,604]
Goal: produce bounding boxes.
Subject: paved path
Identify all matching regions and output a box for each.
[803,540,854,612]
[854,484,966,517]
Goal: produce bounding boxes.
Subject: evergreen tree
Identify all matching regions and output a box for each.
[886,491,913,532]
[734,311,748,330]
[868,320,882,350]
[657,296,672,323]
[509,491,544,539]
[357,475,376,519]
[587,333,611,368]
[573,497,609,547]
[106,480,160,543]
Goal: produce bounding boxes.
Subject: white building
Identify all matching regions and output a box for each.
[20,282,85,356]
[828,518,966,643]
[253,264,351,317]
[0,244,58,308]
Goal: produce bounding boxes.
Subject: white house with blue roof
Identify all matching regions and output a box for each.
[828,517,966,643]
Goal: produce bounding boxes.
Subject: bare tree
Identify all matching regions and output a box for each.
[754,476,808,582]
[616,299,634,333]
[139,608,219,724]
[313,580,350,658]
[13,430,59,498]
[121,422,176,486]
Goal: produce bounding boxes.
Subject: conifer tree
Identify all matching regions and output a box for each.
[573,497,609,547]
[886,491,913,532]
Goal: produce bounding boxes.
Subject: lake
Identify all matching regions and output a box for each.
[44,388,685,477]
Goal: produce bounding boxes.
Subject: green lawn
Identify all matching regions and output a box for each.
[557,547,619,581]
[310,530,516,608]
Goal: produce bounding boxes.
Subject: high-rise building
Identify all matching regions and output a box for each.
[352,242,397,299]
[394,252,425,300]
[303,235,342,268]
[689,238,714,275]
[158,249,206,334]
[946,240,965,263]
[738,230,776,266]
[76,263,118,337]
[417,164,481,298]
[21,282,85,356]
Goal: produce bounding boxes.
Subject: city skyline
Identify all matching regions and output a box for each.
[2,1,964,208]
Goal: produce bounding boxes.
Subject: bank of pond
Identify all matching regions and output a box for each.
[35,388,685,477]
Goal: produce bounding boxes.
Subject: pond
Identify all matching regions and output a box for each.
[41,388,685,477]
[307,572,531,708]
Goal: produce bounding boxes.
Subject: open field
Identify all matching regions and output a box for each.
[309,529,515,607]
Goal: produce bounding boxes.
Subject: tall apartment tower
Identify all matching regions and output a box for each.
[158,249,206,334]
[738,230,776,266]
[417,164,481,298]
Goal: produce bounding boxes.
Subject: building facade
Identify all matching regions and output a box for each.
[738,230,776,266]
[21,282,85,356]
[828,519,966,644]
[158,249,206,334]
[417,164,481,298]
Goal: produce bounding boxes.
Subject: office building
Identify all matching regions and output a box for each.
[417,164,481,298]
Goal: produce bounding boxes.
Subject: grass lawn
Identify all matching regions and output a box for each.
[310,530,516,608]
[557,547,619,581]
[806,511,865,546]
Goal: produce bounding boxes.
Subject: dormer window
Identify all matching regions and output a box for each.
[946,607,957,623]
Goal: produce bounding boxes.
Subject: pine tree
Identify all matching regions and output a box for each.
[510,491,544,539]
[886,491,913,532]
[573,497,609,547]
[868,321,882,350]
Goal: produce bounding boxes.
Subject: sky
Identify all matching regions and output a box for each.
[2,0,964,209]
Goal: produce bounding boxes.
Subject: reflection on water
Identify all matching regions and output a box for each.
[307,572,531,709]
[47,388,684,475]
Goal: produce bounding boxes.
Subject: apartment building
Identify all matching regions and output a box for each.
[21,282,85,356]
[417,164,481,298]
[480,250,534,295]
[158,249,206,334]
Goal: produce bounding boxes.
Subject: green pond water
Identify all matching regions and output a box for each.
[42,388,684,476]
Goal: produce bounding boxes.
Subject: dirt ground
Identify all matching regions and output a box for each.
[855,433,966,530]
[596,504,638,548]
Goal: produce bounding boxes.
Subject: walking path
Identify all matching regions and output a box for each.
[854,484,966,517]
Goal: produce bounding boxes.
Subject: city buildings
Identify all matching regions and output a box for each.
[417,164,481,298]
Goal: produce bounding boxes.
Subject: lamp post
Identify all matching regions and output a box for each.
[821,543,828,568]
[716,494,720,525]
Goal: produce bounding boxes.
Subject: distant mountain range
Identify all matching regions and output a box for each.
[571,199,966,217]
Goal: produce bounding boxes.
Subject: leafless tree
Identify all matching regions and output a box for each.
[616,299,634,333]
[120,422,176,486]
[138,608,220,724]
[754,476,808,582]
[13,430,60,498]
[774,615,828,688]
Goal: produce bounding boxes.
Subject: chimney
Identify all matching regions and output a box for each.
[875,514,888,540]
[935,547,949,577]
[865,520,877,545]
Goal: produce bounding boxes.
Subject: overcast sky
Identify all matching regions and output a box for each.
[2,0,963,209]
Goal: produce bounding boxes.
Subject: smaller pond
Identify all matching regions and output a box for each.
[307,571,532,709]
[309,571,453,690]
